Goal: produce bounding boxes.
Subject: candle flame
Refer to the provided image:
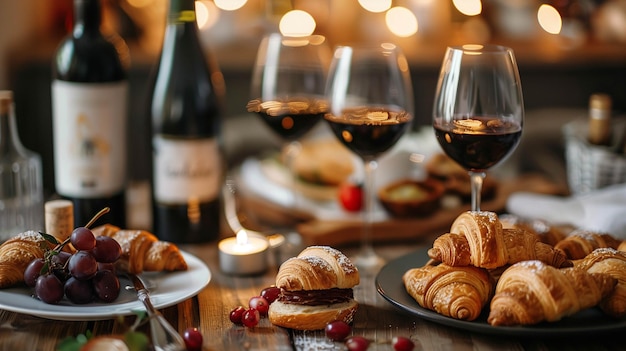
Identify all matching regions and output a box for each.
[236,230,249,246]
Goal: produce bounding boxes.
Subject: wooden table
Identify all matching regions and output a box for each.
[0,235,624,351]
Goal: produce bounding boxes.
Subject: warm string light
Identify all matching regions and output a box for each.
[537,4,562,34]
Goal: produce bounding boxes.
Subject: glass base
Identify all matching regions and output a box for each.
[352,248,385,272]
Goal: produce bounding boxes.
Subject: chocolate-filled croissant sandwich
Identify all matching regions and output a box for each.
[268,246,360,330]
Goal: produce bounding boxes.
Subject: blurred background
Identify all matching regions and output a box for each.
[2,0,626,197]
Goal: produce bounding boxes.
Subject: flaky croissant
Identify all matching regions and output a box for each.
[275,246,359,291]
[499,214,571,246]
[555,230,623,260]
[402,263,493,321]
[488,260,616,326]
[428,211,571,269]
[0,231,54,288]
[92,224,187,274]
[576,248,626,318]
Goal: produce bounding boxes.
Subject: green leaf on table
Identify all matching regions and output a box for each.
[124,331,149,351]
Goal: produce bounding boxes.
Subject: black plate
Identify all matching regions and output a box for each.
[375,249,626,336]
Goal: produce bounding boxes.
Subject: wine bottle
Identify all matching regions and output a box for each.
[51,0,129,228]
[149,0,224,243]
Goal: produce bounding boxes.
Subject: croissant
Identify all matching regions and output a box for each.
[499,214,570,246]
[576,248,626,318]
[428,211,571,269]
[0,231,54,288]
[555,230,623,260]
[487,260,616,326]
[92,224,187,274]
[402,263,493,321]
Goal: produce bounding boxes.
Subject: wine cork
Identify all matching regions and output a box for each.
[45,200,74,242]
[588,93,612,146]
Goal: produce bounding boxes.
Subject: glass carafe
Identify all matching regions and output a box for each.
[0,91,44,240]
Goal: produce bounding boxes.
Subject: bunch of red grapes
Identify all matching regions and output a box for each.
[24,227,122,305]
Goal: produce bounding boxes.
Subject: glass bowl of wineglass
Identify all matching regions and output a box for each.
[324,43,414,270]
[432,44,524,212]
[247,34,331,213]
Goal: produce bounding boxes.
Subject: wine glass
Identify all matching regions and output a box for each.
[432,44,524,212]
[247,34,330,217]
[324,43,414,269]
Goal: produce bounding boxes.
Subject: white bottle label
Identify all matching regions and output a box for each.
[153,136,221,205]
[51,80,128,197]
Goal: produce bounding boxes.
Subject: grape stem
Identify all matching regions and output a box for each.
[53,207,111,252]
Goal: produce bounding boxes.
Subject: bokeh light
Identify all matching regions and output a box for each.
[537,4,562,34]
[279,10,316,37]
[386,7,418,37]
[358,0,392,13]
[452,0,482,16]
[214,0,247,11]
[196,1,220,30]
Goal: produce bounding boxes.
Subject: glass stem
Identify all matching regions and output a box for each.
[469,171,486,212]
[362,158,378,257]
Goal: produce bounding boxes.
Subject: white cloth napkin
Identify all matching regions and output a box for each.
[506,183,626,239]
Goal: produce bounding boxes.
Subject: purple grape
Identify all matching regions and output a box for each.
[91,236,122,263]
[70,227,96,251]
[68,251,98,280]
[35,274,64,304]
[97,262,116,274]
[92,270,120,303]
[64,276,95,304]
[24,258,46,288]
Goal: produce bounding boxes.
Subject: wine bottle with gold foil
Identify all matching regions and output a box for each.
[51,0,129,228]
[149,0,225,243]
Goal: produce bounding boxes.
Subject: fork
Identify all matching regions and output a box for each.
[128,273,186,351]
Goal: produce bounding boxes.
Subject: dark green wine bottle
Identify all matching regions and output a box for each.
[149,0,225,243]
[51,0,129,228]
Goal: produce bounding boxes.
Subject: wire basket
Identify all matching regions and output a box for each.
[563,118,626,194]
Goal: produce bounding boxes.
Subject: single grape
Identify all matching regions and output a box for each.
[98,262,116,274]
[35,274,64,304]
[183,327,203,351]
[68,251,98,281]
[325,320,351,341]
[92,270,120,303]
[241,308,260,328]
[51,251,72,267]
[64,276,95,304]
[392,336,415,351]
[70,227,96,251]
[260,286,281,304]
[229,306,246,325]
[248,296,269,316]
[24,258,46,288]
[91,236,122,263]
[345,336,370,351]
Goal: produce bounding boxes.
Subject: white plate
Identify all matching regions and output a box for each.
[0,251,210,321]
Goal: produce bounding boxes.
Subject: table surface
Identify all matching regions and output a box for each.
[0,234,624,351]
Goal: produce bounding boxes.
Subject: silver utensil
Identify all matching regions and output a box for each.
[128,273,186,351]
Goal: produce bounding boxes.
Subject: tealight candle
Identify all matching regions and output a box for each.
[218,230,269,275]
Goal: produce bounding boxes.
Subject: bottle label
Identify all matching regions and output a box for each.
[51,80,128,197]
[153,136,221,204]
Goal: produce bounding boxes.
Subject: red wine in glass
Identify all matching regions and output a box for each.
[247,98,327,141]
[324,107,412,160]
[434,116,522,172]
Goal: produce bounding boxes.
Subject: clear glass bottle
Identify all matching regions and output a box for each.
[0,91,44,240]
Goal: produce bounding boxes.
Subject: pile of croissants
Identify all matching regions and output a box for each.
[403,211,626,326]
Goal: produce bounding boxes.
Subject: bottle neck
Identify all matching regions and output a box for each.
[0,93,25,156]
[73,0,102,37]
[168,0,198,26]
